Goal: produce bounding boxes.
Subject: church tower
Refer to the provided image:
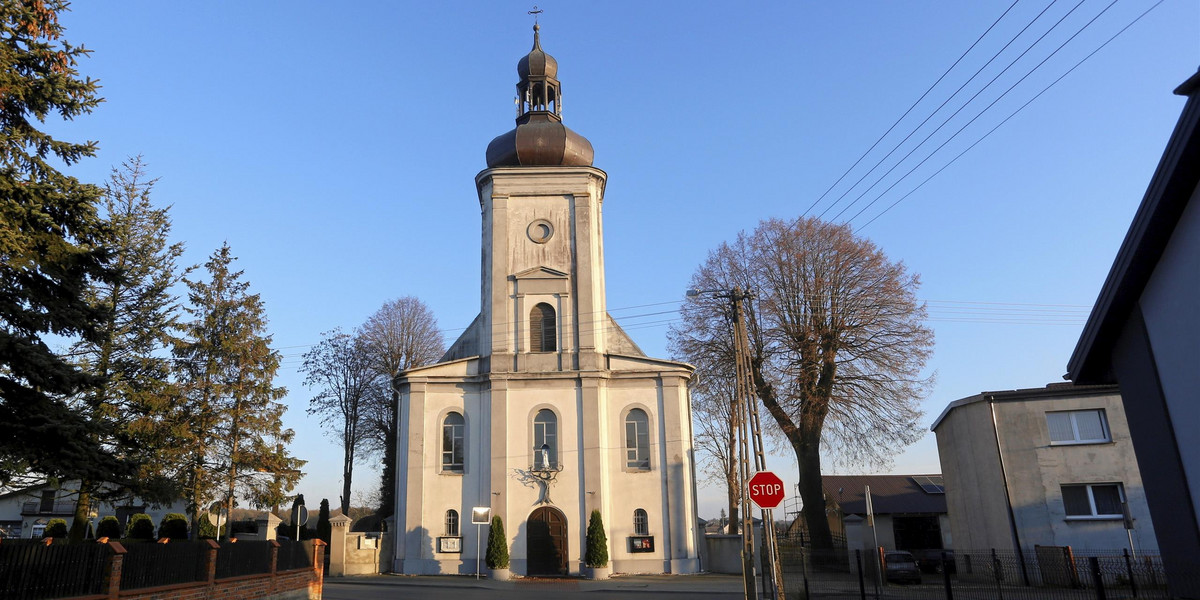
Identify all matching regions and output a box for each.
[393,26,701,577]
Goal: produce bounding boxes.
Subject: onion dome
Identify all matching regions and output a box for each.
[486,25,594,168]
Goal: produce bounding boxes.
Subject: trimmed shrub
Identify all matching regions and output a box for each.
[585,510,609,567]
[96,516,121,539]
[126,513,155,540]
[159,513,188,540]
[317,499,331,544]
[198,514,226,539]
[485,516,508,569]
[44,518,68,539]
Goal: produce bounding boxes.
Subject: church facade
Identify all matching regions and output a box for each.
[390,26,702,576]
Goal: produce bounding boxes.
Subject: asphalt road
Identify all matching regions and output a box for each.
[323,573,747,599]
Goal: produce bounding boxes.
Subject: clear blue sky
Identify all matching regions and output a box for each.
[51,1,1198,518]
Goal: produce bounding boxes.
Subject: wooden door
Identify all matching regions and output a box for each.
[527,506,568,576]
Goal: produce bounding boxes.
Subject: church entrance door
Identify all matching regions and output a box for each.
[527,506,568,576]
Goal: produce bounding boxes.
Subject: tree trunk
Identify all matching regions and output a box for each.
[341,456,353,515]
[796,438,833,549]
[68,486,91,542]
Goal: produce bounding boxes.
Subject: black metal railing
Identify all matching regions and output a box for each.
[119,541,209,590]
[0,541,108,600]
[780,544,1191,600]
[276,540,312,572]
[214,540,272,579]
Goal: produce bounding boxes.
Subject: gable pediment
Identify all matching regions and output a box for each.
[512,266,569,280]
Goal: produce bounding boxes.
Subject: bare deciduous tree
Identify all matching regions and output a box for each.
[357,297,445,518]
[672,217,933,549]
[302,329,380,515]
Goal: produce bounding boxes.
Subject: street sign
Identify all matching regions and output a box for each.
[291,506,309,527]
[748,471,786,509]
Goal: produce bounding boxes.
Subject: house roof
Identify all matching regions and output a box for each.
[929,382,1120,431]
[1067,69,1200,383]
[822,474,947,516]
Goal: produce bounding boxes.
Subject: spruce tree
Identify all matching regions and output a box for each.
[173,244,302,536]
[0,0,121,486]
[66,157,187,541]
[485,516,508,569]
[317,498,331,544]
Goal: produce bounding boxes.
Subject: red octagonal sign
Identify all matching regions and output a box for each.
[748,471,786,509]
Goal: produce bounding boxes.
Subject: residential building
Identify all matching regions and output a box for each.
[0,482,186,538]
[1066,69,1200,594]
[932,384,1157,553]
[821,474,950,555]
[390,25,701,577]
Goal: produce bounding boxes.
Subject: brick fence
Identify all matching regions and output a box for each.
[73,538,325,600]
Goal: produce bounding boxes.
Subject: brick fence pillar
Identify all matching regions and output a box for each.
[201,539,220,586]
[312,539,327,598]
[100,541,126,600]
[269,539,280,593]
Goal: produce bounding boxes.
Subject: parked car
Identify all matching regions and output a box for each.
[911,548,956,574]
[884,551,922,584]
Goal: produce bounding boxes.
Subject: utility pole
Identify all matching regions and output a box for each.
[688,287,785,600]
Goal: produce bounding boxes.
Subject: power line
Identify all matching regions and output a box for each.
[853,0,1165,230]
[800,0,1023,219]
[815,0,1066,221]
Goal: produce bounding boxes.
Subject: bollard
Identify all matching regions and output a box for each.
[1090,557,1107,600]
[941,551,954,600]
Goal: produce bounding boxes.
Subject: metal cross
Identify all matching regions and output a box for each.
[528,5,542,24]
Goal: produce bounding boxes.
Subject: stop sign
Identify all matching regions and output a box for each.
[747,471,786,509]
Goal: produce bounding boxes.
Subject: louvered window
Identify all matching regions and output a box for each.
[530,303,556,352]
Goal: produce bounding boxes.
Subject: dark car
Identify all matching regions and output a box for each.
[884,551,922,584]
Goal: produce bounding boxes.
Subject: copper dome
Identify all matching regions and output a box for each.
[485,25,593,168]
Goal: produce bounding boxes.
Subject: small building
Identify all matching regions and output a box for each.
[821,474,950,555]
[932,384,1158,553]
[1066,69,1200,595]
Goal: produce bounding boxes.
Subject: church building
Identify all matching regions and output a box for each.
[391,25,702,576]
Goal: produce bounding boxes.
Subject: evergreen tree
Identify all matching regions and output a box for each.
[585,510,608,567]
[0,0,121,486]
[173,244,302,535]
[317,498,331,544]
[485,516,508,569]
[65,157,187,541]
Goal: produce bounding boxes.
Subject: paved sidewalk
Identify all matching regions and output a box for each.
[324,572,746,599]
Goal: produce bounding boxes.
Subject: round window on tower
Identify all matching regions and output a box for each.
[527,219,554,244]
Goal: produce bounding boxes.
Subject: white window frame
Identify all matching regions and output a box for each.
[441,412,465,473]
[445,509,460,536]
[1061,483,1125,520]
[624,408,651,471]
[1046,409,1111,445]
[533,409,558,469]
[633,508,649,536]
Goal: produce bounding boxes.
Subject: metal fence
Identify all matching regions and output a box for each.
[214,540,273,579]
[120,541,209,590]
[0,541,107,600]
[276,540,313,572]
[780,544,1185,600]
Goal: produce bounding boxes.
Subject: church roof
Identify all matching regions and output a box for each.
[485,25,594,168]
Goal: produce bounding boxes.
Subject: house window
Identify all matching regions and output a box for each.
[1046,409,1110,444]
[442,412,465,472]
[1062,483,1125,518]
[633,509,649,536]
[625,408,651,470]
[445,509,460,536]
[533,409,557,469]
[530,303,556,352]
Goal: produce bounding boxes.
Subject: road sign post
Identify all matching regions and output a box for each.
[472,507,491,580]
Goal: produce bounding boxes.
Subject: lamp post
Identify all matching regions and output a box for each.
[687,287,784,600]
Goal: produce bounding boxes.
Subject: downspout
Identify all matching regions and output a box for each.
[989,397,1030,585]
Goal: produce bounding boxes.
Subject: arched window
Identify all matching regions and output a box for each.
[625,408,651,470]
[445,509,460,537]
[633,508,648,536]
[442,412,465,472]
[530,303,557,352]
[533,409,558,469]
